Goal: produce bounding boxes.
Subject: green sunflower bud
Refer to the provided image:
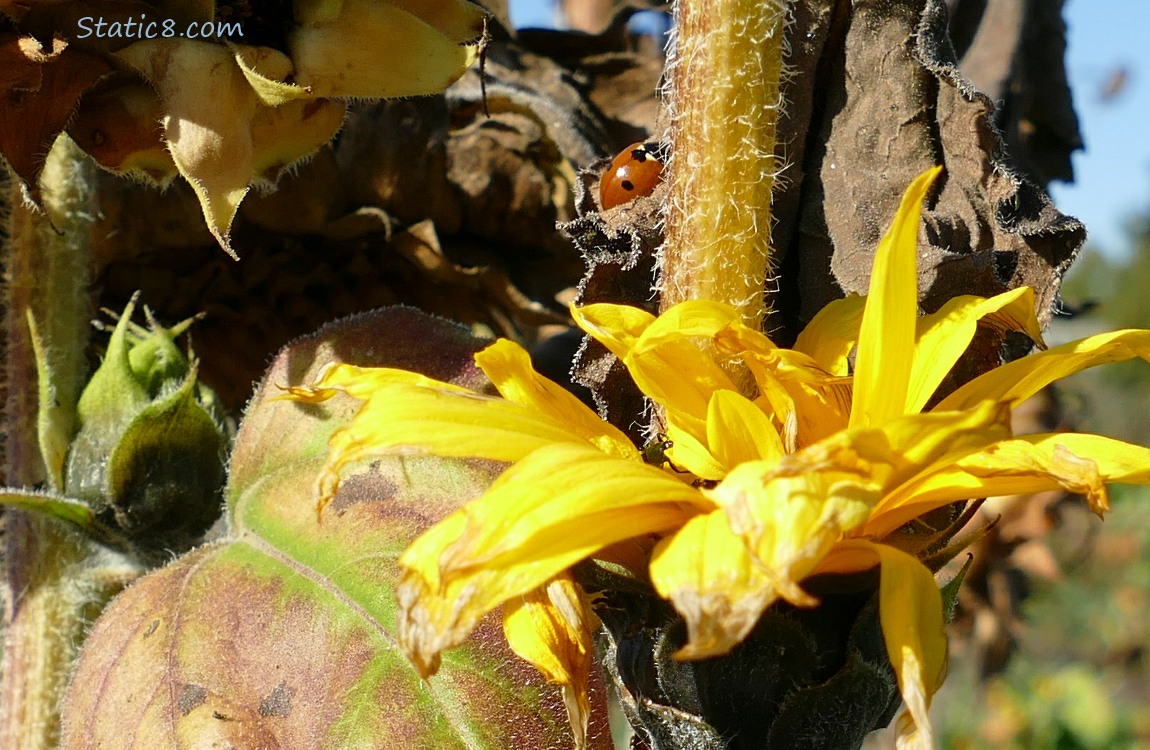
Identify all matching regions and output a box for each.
[63,295,229,557]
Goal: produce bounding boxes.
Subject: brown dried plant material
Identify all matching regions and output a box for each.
[66,79,175,185]
[769,0,1082,339]
[948,0,1080,185]
[1,0,487,256]
[83,25,665,413]
[0,34,112,198]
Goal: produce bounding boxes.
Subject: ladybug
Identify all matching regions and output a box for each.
[599,141,665,209]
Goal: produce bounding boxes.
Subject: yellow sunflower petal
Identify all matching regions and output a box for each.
[397,443,708,675]
[569,302,655,361]
[908,287,1045,414]
[868,432,1150,538]
[298,351,647,511]
[627,308,742,427]
[935,329,1150,412]
[663,419,728,480]
[636,300,744,343]
[284,361,473,402]
[574,301,740,440]
[793,294,866,376]
[437,445,710,572]
[475,339,639,459]
[714,321,852,447]
[818,540,946,750]
[790,381,853,448]
[314,386,600,509]
[650,509,800,660]
[503,575,599,750]
[706,389,784,468]
[851,166,942,428]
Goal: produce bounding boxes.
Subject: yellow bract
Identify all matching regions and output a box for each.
[290,167,1150,749]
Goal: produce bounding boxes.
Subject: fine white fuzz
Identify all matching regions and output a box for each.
[659,0,793,331]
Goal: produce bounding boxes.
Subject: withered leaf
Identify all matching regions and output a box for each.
[0,34,112,199]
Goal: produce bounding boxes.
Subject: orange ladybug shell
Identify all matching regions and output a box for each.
[599,141,665,209]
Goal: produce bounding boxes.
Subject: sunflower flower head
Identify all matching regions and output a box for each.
[290,168,1150,749]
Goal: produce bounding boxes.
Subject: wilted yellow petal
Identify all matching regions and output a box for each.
[504,576,599,750]
[712,462,874,604]
[818,540,945,750]
[777,400,1011,494]
[651,510,804,660]
[475,339,638,460]
[935,329,1150,412]
[397,443,708,674]
[907,287,1045,414]
[869,432,1150,537]
[851,166,942,428]
[793,294,866,376]
[289,0,484,99]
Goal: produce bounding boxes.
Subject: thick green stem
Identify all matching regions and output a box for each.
[1,136,116,750]
[661,0,790,330]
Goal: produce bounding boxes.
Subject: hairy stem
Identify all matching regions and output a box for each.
[661,0,790,330]
[1,136,102,750]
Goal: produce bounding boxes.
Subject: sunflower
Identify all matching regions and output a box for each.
[288,168,1150,749]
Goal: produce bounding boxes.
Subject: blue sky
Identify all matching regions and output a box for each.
[1050,0,1150,260]
[508,0,555,28]
[508,0,1149,259]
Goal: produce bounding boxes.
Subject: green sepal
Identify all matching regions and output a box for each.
[102,364,227,555]
[0,488,139,551]
[124,311,197,395]
[0,488,98,531]
[28,309,74,492]
[65,295,157,505]
[940,553,975,623]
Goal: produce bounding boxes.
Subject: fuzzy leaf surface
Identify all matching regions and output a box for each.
[61,307,610,750]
